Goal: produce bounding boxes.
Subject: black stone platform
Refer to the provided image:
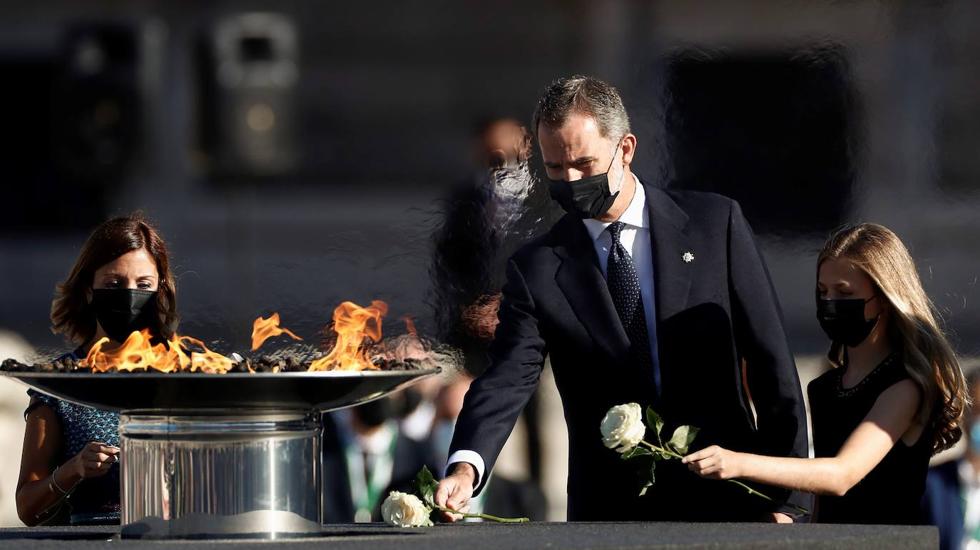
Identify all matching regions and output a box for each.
[0,522,937,549]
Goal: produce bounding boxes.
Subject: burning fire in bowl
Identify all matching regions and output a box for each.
[0,300,449,539]
[0,299,449,411]
[3,299,448,375]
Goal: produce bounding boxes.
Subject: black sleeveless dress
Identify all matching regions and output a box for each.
[807,353,932,524]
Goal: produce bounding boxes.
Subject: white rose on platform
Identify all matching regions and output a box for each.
[382,491,432,527]
[381,466,528,527]
[600,402,646,453]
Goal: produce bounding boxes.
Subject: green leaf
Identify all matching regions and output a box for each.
[620,446,653,460]
[668,425,700,456]
[638,461,656,496]
[645,407,665,442]
[415,466,438,507]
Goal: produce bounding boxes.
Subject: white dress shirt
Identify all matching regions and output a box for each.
[447,176,656,488]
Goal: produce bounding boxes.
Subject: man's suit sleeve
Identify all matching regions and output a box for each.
[448,257,547,495]
[727,200,810,512]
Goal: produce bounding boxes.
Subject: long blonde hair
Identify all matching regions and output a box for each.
[818,223,967,454]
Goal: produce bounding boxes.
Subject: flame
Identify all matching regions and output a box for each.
[251,313,303,351]
[177,335,236,374]
[83,330,175,372]
[80,300,405,374]
[309,300,388,371]
[82,329,236,374]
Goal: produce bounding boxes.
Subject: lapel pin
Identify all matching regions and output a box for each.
[682,251,695,263]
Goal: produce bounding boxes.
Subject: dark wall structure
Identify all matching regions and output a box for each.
[1,0,979,360]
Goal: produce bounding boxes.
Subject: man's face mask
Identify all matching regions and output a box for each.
[816,295,880,348]
[548,141,625,219]
[91,288,158,343]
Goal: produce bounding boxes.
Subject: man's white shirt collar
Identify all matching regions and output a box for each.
[582,175,648,241]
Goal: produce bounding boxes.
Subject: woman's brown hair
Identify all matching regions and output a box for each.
[50,213,178,346]
[818,223,968,454]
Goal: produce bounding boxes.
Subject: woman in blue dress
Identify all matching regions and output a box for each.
[15,213,179,525]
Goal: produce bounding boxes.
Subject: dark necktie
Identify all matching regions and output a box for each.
[606,221,661,397]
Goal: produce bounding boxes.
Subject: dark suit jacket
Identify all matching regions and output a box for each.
[321,413,440,523]
[450,182,808,521]
[922,460,964,550]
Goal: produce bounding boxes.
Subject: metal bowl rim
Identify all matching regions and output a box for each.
[0,368,440,380]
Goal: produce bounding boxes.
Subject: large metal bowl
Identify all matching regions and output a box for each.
[0,368,439,413]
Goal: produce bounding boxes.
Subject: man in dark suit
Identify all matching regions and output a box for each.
[435,75,808,522]
[321,399,440,523]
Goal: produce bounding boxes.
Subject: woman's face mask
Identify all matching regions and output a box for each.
[91,288,158,343]
[816,296,880,348]
[89,248,162,343]
[815,258,883,348]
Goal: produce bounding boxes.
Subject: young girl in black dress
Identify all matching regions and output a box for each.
[683,223,967,523]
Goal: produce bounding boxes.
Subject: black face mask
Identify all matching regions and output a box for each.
[91,288,158,343]
[816,296,879,348]
[354,398,396,428]
[548,144,623,219]
[398,388,423,417]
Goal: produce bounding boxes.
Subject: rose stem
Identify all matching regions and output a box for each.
[636,440,809,515]
[434,504,529,523]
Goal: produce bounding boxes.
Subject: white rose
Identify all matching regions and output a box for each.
[381,491,432,527]
[600,403,646,453]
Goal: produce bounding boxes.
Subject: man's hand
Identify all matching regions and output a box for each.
[434,463,476,522]
[681,445,744,480]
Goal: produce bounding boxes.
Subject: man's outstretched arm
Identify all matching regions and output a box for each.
[436,258,547,518]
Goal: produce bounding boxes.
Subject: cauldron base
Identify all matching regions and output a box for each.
[120,510,322,540]
[1,368,439,539]
[120,411,322,539]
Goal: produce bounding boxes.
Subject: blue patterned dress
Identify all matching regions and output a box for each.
[25,348,120,525]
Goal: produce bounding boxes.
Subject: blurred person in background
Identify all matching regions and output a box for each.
[430,115,556,374]
[321,395,440,523]
[684,224,968,525]
[430,116,555,492]
[397,376,441,444]
[0,331,35,526]
[16,213,178,526]
[923,368,980,550]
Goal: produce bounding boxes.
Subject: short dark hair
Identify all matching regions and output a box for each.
[51,212,178,345]
[531,75,631,139]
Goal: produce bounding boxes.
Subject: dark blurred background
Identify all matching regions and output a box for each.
[1,0,980,527]
[1,0,978,362]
